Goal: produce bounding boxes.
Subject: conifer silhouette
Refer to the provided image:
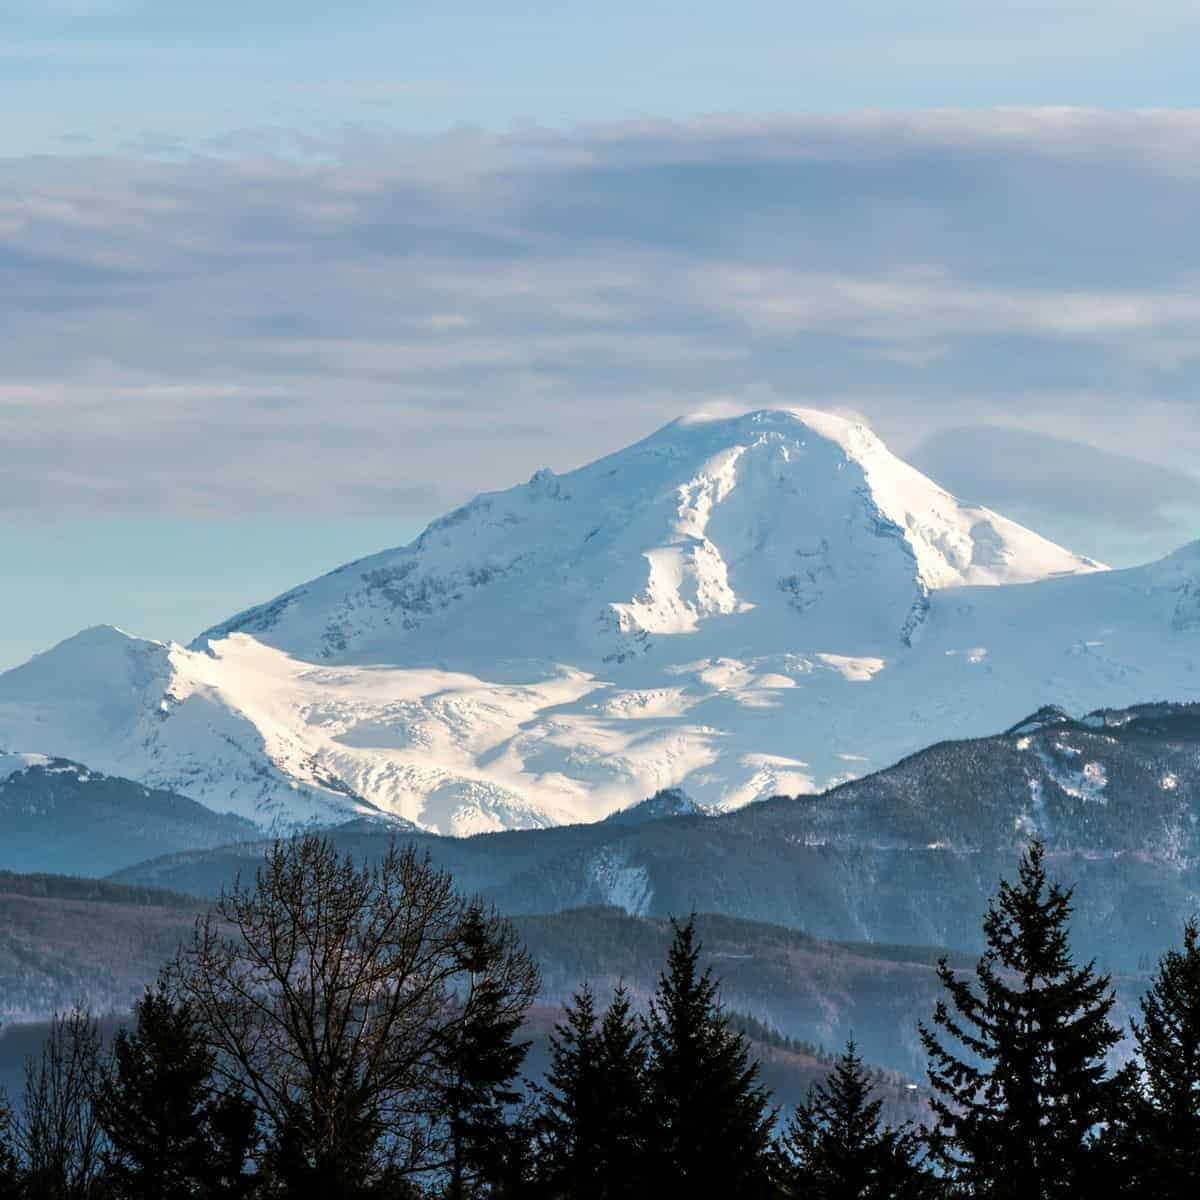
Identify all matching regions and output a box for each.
[920,839,1123,1199]
[1125,915,1200,1196]
[780,1040,932,1199]
[644,916,775,1196]
[97,983,257,1200]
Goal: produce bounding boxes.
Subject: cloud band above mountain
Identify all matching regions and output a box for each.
[3,110,1199,560]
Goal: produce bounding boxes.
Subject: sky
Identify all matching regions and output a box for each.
[3,3,1200,669]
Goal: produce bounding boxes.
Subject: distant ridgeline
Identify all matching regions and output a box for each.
[98,700,1200,973]
[0,753,257,876]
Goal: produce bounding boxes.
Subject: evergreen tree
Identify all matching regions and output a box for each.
[96,984,257,1200]
[593,986,648,1196]
[919,839,1123,1199]
[536,984,603,1197]
[536,983,648,1199]
[643,916,776,1197]
[1125,915,1200,1196]
[441,903,538,1200]
[779,1040,932,1200]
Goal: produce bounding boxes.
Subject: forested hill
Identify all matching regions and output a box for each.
[0,864,979,1081]
[0,754,257,876]
[113,701,1200,971]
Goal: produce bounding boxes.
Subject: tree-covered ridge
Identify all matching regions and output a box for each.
[0,874,982,1080]
[110,700,1200,971]
[0,872,197,909]
[0,757,258,876]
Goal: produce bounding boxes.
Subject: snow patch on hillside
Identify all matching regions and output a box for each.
[587,847,653,916]
[0,753,51,783]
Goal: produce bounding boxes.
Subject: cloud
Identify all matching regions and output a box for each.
[2,110,1199,560]
[908,426,1200,565]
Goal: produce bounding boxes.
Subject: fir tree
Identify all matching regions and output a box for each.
[780,1040,932,1199]
[96,984,257,1200]
[643,916,776,1197]
[919,839,1123,1199]
[536,983,648,1199]
[1126,915,1200,1196]
[593,985,648,1196]
[537,984,603,1197]
[441,903,538,1200]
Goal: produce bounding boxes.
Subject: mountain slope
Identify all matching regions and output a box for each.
[199,408,1102,667]
[112,700,1200,970]
[2,408,1196,835]
[0,752,258,875]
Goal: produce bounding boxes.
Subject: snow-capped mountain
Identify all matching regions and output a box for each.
[1,408,1196,835]
[200,407,1103,665]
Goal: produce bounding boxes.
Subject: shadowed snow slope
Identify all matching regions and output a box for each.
[1,409,1194,835]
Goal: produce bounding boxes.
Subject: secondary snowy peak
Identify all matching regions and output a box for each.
[0,752,53,782]
[0,626,383,830]
[199,408,1103,668]
[0,625,589,834]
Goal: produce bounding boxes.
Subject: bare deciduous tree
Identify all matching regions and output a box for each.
[167,834,538,1197]
[17,1006,109,1200]
[0,1079,19,1193]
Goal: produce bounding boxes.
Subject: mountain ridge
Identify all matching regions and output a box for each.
[109,698,1200,971]
[195,408,1105,667]
[0,749,259,875]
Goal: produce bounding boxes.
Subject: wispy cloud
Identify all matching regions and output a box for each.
[2,111,1198,554]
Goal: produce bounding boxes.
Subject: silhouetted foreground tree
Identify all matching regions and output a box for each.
[779,1040,933,1199]
[438,903,537,1199]
[96,983,257,1199]
[531,919,780,1198]
[644,915,777,1196]
[533,982,649,1199]
[0,1089,19,1196]
[167,835,539,1198]
[9,834,1200,1198]
[1121,915,1200,1197]
[16,1006,108,1200]
[921,838,1124,1199]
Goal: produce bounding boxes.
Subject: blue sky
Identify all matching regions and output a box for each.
[8,2,1200,155]
[3,3,1200,669]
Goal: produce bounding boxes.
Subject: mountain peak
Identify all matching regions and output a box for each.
[603,787,714,824]
[673,404,881,450]
[198,406,1103,668]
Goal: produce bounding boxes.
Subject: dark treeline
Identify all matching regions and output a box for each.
[0,836,1198,1198]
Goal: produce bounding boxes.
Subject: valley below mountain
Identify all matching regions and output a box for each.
[0,866,1139,1097]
